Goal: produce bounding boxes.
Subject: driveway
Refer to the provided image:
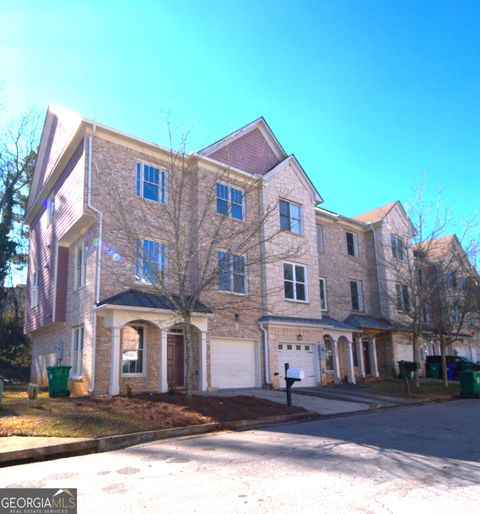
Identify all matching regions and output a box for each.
[198,387,370,414]
[2,400,479,513]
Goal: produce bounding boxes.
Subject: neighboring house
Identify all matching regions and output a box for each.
[24,105,479,395]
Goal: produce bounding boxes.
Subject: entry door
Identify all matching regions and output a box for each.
[167,334,184,386]
[362,339,371,375]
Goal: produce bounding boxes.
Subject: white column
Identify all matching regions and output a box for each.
[199,331,208,391]
[160,330,168,392]
[346,340,356,384]
[332,339,341,384]
[369,337,379,377]
[109,327,121,396]
[356,337,366,378]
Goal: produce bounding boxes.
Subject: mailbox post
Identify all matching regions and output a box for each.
[284,363,304,407]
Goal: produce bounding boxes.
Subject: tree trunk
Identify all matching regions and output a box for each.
[183,313,194,403]
[440,336,448,388]
[412,333,420,389]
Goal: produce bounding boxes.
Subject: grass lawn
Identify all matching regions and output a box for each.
[0,388,305,438]
[361,378,461,400]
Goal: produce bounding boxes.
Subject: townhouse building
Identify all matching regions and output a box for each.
[25,106,478,396]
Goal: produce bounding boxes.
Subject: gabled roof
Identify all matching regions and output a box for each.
[344,314,400,332]
[418,234,464,261]
[97,289,212,314]
[353,201,398,222]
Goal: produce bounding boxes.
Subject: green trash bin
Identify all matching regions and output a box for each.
[428,362,441,379]
[47,365,71,398]
[459,370,480,398]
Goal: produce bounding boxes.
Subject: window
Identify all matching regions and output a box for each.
[319,278,328,311]
[75,241,88,289]
[447,271,457,289]
[135,239,167,285]
[346,232,359,256]
[217,252,247,294]
[278,344,283,350]
[47,194,55,226]
[324,338,334,371]
[284,263,307,302]
[279,200,302,234]
[216,183,244,220]
[391,235,404,260]
[305,345,310,351]
[350,280,364,311]
[316,225,324,253]
[72,326,84,377]
[396,284,410,312]
[31,269,39,308]
[136,162,167,203]
[423,304,431,324]
[122,325,145,375]
[296,345,301,350]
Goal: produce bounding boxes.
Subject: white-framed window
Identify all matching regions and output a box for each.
[135,239,167,285]
[396,283,410,312]
[350,280,364,311]
[136,162,167,203]
[218,251,247,294]
[75,241,88,289]
[72,326,85,377]
[46,193,55,226]
[284,263,307,302]
[319,278,328,311]
[31,269,39,308]
[391,235,404,260]
[345,231,359,256]
[216,183,244,220]
[316,225,324,253]
[279,199,302,234]
[324,337,334,371]
[122,324,145,375]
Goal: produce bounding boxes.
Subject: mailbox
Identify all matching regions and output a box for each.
[286,368,305,380]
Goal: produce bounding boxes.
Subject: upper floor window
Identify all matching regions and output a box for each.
[122,325,145,375]
[319,278,328,311]
[216,183,244,220]
[46,193,55,226]
[280,200,302,234]
[72,326,85,377]
[75,241,88,289]
[217,251,247,294]
[136,162,167,203]
[284,263,307,302]
[31,269,39,308]
[391,235,404,260]
[316,225,324,253]
[135,239,167,285]
[447,271,457,289]
[350,280,364,311]
[396,283,410,312]
[346,231,359,256]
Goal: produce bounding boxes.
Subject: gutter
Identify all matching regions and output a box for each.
[258,322,271,386]
[87,124,103,393]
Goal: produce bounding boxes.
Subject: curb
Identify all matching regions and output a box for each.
[222,411,319,430]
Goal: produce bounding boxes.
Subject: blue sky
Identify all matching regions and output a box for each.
[1,0,479,234]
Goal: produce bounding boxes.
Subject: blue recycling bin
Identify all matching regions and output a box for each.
[447,363,456,381]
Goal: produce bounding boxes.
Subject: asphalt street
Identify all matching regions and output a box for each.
[1,400,479,513]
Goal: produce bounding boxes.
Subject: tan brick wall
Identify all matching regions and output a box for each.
[30,324,66,386]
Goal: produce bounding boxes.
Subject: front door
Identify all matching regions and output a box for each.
[167,334,184,386]
[362,339,371,375]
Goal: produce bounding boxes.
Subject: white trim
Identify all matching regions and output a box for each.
[216,181,245,221]
[94,303,213,317]
[121,323,147,377]
[217,250,248,295]
[349,279,365,312]
[71,325,85,379]
[279,198,303,235]
[345,230,359,257]
[30,269,39,308]
[74,240,87,289]
[135,238,168,286]
[136,160,168,205]
[283,261,309,303]
[319,277,328,311]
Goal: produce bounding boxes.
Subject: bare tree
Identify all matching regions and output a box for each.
[98,128,303,400]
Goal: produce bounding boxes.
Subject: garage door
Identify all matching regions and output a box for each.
[277,343,317,387]
[210,338,257,388]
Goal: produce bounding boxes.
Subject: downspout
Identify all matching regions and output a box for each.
[87,123,103,393]
[259,322,271,386]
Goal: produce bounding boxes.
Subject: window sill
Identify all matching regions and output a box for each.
[216,212,245,222]
[284,298,309,304]
[121,373,146,378]
[137,194,167,206]
[219,290,248,297]
[280,229,303,237]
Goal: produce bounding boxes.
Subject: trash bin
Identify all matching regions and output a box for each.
[447,363,457,381]
[46,365,71,398]
[427,362,441,379]
[459,370,480,398]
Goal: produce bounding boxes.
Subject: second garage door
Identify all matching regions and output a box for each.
[210,338,257,388]
[277,343,317,387]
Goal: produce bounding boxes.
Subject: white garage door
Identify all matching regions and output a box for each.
[277,343,317,387]
[210,338,257,388]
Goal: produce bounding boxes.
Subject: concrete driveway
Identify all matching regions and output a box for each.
[198,388,370,414]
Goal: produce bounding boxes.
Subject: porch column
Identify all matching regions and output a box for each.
[346,340,356,384]
[159,330,168,392]
[332,338,341,384]
[109,327,121,396]
[356,336,366,378]
[199,331,208,391]
[369,337,379,377]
